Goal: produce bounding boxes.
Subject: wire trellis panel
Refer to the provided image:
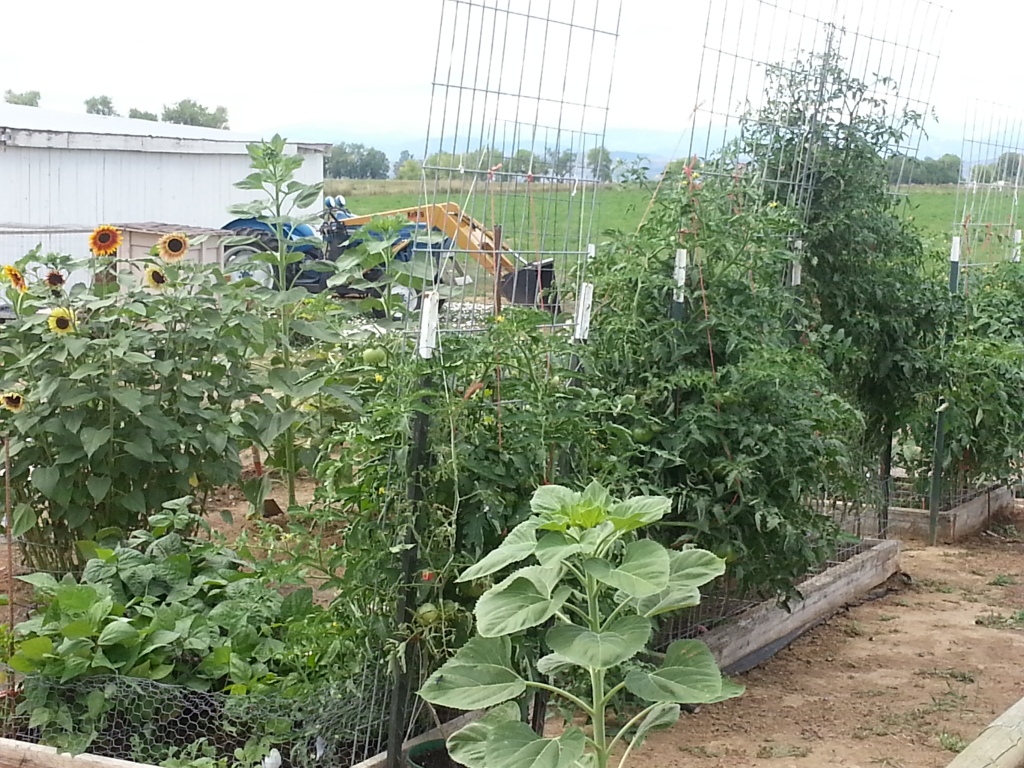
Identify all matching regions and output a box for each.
[953,100,1024,273]
[688,0,949,209]
[415,0,621,328]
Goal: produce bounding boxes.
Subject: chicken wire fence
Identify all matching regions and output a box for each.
[0,655,430,768]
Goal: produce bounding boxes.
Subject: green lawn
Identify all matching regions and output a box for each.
[342,181,961,258]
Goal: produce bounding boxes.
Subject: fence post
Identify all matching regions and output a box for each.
[386,292,440,768]
[929,237,961,546]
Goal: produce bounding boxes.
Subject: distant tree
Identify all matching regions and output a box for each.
[545,147,578,179]
[5,90,40,107]
[462,146,503,173]
[128,108,159,122]
[392,150,413,177]
[162,99,229,129]
[586,146,613,182]
[327,143,390,179]
[397,158,424,180]
[361,147,389,179]
[508,149,549,178]
[85,95,118,116]
[995,152,1024,182]
[887,154,961,185]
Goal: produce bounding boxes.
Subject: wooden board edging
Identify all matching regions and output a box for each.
[348,709,483,768]
[946,695,1024,767]
[0,739,162,768]
[700,539,901,674]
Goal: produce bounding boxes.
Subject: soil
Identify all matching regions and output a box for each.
[623,508,1024,768]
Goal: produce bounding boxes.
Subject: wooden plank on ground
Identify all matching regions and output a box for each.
[701,539,901,673]
[946,695,1024,767]
[0,739,161,768]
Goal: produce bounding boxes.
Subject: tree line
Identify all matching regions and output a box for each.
[326,143,615,181]
[3,90,230,129]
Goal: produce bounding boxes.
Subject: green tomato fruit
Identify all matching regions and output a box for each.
[631,426,655,444]
[458,579,488,599]
[415,603,440,626]
[362,347,387,366]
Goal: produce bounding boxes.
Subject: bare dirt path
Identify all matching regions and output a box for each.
[632,513,1024,768]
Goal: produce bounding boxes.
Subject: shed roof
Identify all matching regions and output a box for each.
[0,103,329,155]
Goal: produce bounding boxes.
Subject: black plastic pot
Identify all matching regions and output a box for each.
[406,739,456,768]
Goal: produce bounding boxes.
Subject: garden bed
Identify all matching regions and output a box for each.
[623,511,1024,767]
[655,538,901,673]
[888,486,1014,543]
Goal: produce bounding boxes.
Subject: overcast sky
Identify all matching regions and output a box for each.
[0,0,1015,162]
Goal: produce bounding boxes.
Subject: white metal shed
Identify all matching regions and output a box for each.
[0,103,328,268]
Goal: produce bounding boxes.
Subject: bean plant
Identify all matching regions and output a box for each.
[419,481,741,768]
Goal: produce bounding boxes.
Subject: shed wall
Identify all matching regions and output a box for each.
[0,143,323,267]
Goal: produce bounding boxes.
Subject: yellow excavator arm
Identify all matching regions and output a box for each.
[336,202,519,275]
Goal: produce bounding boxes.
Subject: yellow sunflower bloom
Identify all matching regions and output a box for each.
[89,225,122,256]
[45,270,66,289]
[145,266,168,289]
[3,265,27,293]
[1,392,24,412]
[157,232,190,263]
[47,307,75,334]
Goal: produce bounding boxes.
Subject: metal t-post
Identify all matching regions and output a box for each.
[928,237,961,546]
[386,294,440,768]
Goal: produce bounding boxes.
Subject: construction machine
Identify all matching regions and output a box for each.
[220,197,558,313]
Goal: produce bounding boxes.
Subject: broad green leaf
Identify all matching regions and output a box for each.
[630,703,681,748]
[446,702,521,768]
[665,549,726,590]
[418,636,524,709]
[476,566,570,637]
[580,480,613,509]
[458,519,541,583]
[86,689,106,719]
[545,616,652,670]
[530,485,580,517]
[59,656,90,683]
[18,636,53,661]
[98,620,140,647]
[11,504,36,537]
[31,466,61,499]
[624,639,726,704]
[585,539,669,598]
[112,388,145,415]
[87,475,112,504]
[635,549,725,618]
[705,676,745,703]
[18,572,59,597]
[60,620,95,639]
[80,426,112,459]
[485,722,586,768]
[534,531,581,568]
[536,653,575,676]
[56,584,99,613]
[608,496,671,531]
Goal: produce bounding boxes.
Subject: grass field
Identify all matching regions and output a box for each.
[330,178,961,256]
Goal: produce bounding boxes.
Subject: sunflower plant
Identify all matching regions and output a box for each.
[0,243,263,570]
[225,135,361,508]
[419,481,741,768]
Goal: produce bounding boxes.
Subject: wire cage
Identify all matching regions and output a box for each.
[953,100,1024,278]
[687,0,949,207]
[409,0,621,330]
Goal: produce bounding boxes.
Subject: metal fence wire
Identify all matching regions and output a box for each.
[0,654,431,768]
